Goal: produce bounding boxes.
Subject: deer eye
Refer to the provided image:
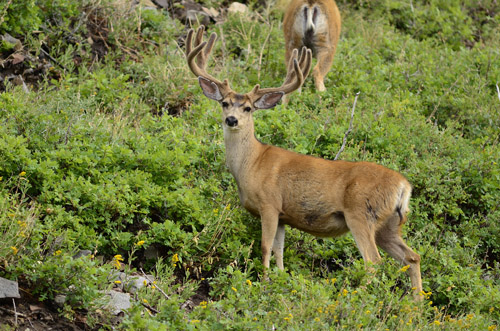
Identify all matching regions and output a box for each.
[221,101,229,108]
[243,106,252,112]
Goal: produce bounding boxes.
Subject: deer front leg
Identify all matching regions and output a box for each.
[272,223,286,270]
[260,207,280,269]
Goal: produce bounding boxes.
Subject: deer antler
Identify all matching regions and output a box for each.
[249,46,312,101]
[185,26,231,96]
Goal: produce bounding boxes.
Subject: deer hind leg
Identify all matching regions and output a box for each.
[375,216,423,301]
[312,49,335,92]
[272,223,286,270]
[344,211,382,264]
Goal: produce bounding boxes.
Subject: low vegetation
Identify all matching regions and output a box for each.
[1,0,499,329]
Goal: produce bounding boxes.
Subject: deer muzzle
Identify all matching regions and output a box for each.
[225,116,238,127]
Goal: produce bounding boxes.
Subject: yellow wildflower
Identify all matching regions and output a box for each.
[114,280,122,284]
[291,289,297,294]
[315,317,320,322]
[488,325,497,331]
[19,171,26,177]
[10,246,18,255]
[54,250,62,256]
[433,320,441,326]
[246,279,252,286]
[399,265,410,272]
[143,299,148,303]
[172,253,179,263]
[231,287,237,292]
[342,289,348,296]
[0,176,2,181]
[135,240,145,246]
[191,320,200,324]
[113,255,124,269]
[143,280,148,286]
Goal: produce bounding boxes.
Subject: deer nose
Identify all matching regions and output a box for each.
[225,116,238,127]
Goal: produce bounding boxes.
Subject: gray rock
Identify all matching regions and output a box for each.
[105,291,131,315]
[109,271,152,293]
[72,250,92,259]
[54,294,67,307]
[123,275,150,294]
[1,33,22,50]
[228,2,248,15]
[0,277,20,299]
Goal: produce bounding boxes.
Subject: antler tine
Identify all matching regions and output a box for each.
[251,48,312,98]
[282,47,311,85]
[185,26,230,93]
[298,47,312,80]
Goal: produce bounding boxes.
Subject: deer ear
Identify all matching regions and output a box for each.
[254,92,284,109]
[199,77,223,101]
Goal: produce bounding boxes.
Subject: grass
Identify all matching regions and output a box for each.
[0,0,499,329]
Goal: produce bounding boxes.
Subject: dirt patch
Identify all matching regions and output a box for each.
[0,291,88,331]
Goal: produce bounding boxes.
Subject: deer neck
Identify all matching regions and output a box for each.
[223,121,262,182]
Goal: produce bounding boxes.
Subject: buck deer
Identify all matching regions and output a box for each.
[185,26,423,300]
[283,0,341,92]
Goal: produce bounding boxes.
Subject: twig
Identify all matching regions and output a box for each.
[140,268,170,300]
[496,83,500,102]
[0,305,26,318]
[0,0,13,26]
[13,298,18,326]
[257,21,273,81]
[40,47,69,72]
[335,92,360,160]
[141,301,160,314]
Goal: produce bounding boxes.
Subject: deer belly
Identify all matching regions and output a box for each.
[281,210,349,238]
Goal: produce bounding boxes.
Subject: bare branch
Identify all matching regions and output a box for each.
[335,92,360,161]
[140,268,170,300]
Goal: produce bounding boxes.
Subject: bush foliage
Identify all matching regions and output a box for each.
[1,0,499,329]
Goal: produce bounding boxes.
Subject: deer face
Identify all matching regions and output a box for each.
[220,93,254,131]
[198,77,285,132]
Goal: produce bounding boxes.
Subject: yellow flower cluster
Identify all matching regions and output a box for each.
[399,265,410,272]
[172,253,179,267]
[246,279,252,286]
[284,313,293,321]
[199,301,208,309]
[113,254,124,269]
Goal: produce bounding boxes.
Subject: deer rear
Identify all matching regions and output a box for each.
[283,0,341,92]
